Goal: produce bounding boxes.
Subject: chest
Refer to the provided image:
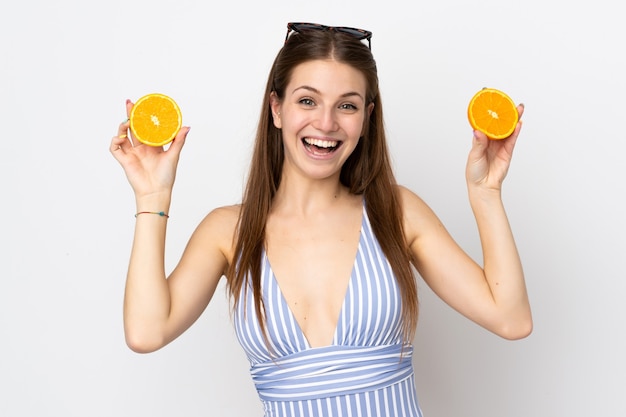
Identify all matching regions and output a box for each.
[268,222,359,289]
[233,209,405,358]
[264,211,361,345]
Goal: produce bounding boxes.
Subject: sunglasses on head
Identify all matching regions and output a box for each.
[285,22,372,50]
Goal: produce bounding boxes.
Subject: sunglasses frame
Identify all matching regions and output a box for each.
[285,22,372,50]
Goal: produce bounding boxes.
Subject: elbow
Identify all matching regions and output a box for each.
[497,315,533,341]
[124,326,167,354]
[125,335,161,354]
[126,339,160,354]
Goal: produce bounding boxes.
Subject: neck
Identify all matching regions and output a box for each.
[272,173,351,216]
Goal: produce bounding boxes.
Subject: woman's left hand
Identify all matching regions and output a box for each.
[465,104,524,191]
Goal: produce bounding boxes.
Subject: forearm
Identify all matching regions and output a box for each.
[123,192,173,352]
[469,187,531,337]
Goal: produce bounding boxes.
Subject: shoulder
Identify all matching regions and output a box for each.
[196,204,240,233]
[395,184,430,213]
[199,203,240,235]
[395,185,443,248]
[204,204,241,225]
[188,204,241,264]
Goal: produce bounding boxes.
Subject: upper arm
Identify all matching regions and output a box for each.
[399,186,497,326]
[162,205,239,344]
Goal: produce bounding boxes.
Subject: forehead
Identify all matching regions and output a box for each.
[287,59,367,96]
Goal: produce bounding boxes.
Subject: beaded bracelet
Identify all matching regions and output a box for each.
[135,211,169,218]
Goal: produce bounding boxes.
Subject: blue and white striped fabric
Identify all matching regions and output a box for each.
[233,204,423,417]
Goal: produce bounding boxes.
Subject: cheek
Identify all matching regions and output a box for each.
[352,117,368,138]
[281,112,309,131]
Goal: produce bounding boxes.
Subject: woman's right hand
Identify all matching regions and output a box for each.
[109,99,191,199]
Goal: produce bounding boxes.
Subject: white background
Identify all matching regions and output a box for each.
[1,0,624,416]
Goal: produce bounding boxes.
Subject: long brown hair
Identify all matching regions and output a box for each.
[226,28,418,342]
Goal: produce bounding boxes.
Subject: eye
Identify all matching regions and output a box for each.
[298,97,315,106]
[339,103,358,111]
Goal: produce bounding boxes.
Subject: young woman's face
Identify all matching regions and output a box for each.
[271,59,372,182]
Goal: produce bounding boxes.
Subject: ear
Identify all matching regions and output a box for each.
[361,102,375,135]
[269,92,282,129]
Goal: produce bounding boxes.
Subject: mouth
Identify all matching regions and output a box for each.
[302,137,342,155]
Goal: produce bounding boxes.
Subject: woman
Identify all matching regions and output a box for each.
[110,22,532,417]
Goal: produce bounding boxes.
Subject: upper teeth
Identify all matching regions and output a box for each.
[304,138,338,148]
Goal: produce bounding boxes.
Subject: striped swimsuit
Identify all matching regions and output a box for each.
[234,205,423,417]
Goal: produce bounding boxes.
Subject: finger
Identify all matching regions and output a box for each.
[125,99,134,118]
[514,118,523,136]
[472,129,489,147]
[495,120,522,157]
[118,118,130,136]
[507,108,524,141]
[110,134,130,159]
[114,114,132,151]
[167,126,191,155]
[467,130,490,162]
[122,99,144,148]
[508,120,522,148]
[517,103,525,119]
[118,98,131,136]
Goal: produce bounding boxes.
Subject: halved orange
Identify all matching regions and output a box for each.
[130,93,182,146]
[467,88,519,140]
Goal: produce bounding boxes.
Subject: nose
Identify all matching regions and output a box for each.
[313,107,339,132]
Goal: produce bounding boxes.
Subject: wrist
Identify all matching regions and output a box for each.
[467,182,502,198]
[468,185,503,210]
[135,191,172,213]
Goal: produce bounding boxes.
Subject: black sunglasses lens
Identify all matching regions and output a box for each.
[291,23,324,32]
[286,22,372,48]
[336,27,369,40]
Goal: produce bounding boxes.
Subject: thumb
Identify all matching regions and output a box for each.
[472,129,489,145]
[470,130,489,155]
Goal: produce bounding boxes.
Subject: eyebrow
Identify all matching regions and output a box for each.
[292,85,365,101]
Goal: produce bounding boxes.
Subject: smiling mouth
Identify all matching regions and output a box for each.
[302,137,341,155]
